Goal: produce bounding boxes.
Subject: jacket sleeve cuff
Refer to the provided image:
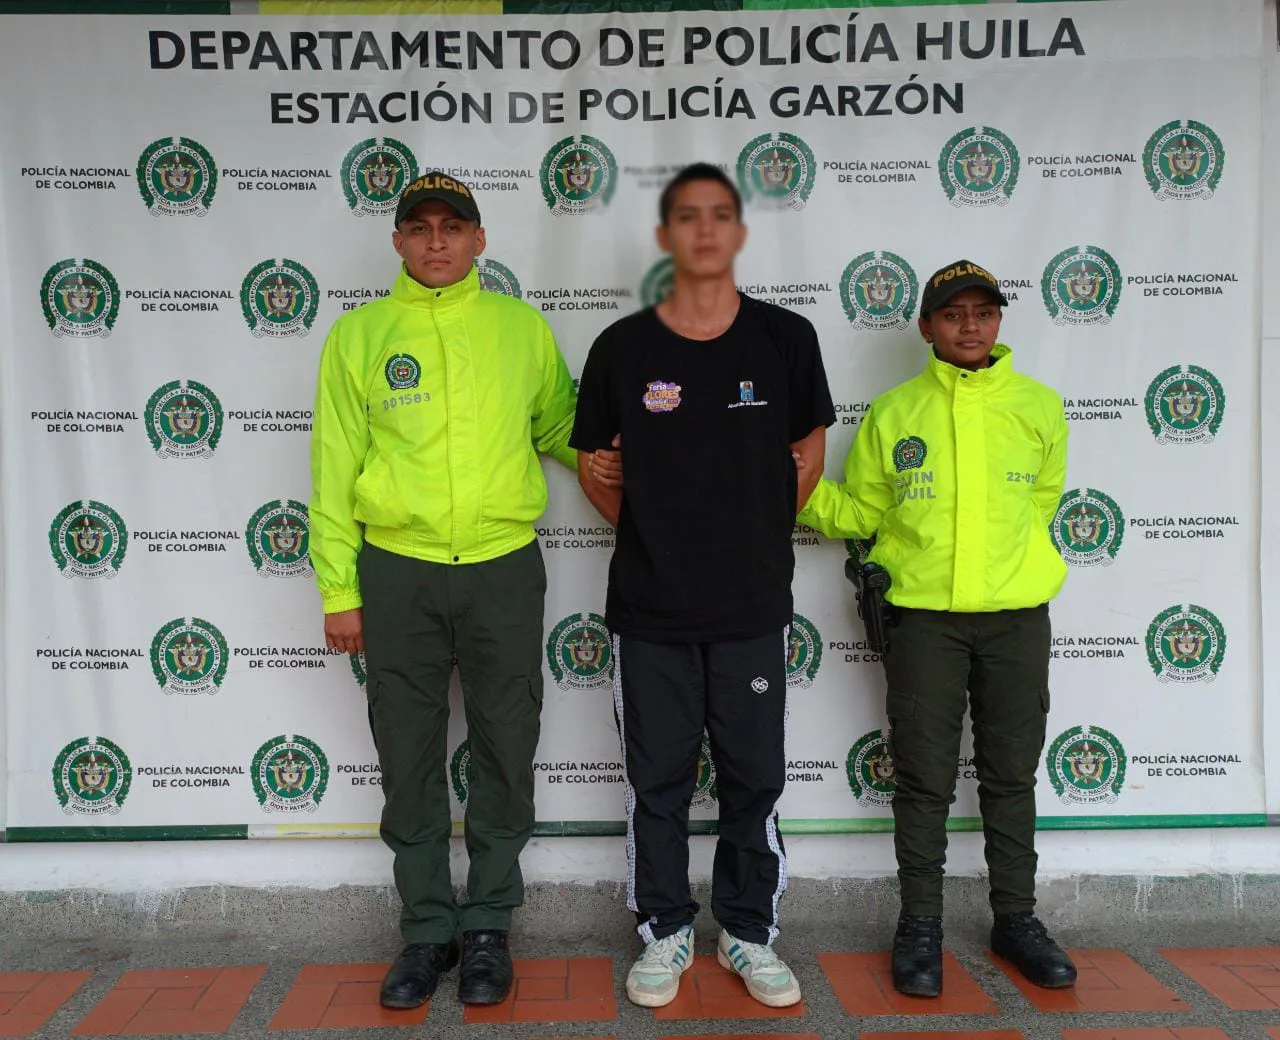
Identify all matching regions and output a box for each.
[321,588,364,614]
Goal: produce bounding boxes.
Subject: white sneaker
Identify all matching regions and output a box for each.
[717,929,802,1007]
[625,925,694,1007]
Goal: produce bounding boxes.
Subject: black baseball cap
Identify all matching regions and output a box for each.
[920,259,1009,316]
[394,171,481,225]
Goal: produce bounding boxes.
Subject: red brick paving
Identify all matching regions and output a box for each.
[71,966,265,1036]
[0,971,93,1038]
[991,949,1188,1013]
[816,951,998,1016]
[1159,947,1280,1010]
[462,957,616,1024]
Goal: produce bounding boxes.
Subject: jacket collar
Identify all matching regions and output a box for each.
[391,264,480,309]
[926,342,1013,391]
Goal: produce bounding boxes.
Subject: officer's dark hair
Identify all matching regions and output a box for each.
[659,163,742,225]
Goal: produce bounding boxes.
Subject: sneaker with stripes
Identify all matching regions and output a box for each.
[625,924,693,1007]
[716,929,802,1007]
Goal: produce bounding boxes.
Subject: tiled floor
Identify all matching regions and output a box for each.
[2,943,1279,1037]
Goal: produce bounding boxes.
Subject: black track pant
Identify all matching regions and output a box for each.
[612,630,789,946]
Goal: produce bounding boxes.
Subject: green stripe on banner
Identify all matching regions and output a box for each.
[0,1,229,11]
[4,824,248,842]
[745,0,984,9]
[8,813,1266,842]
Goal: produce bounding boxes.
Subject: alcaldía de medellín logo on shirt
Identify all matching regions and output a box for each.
[151,616,229,695]
[736,131,816,211]
[137,136,217,216]
[41,259,120,338]
[240,258,319,337]
[341,137,417,216]
[540,135,618,215]
[252,734,329,813]
[1052,488,1124,567]
[49,500,128,579]
[53,736,132,815]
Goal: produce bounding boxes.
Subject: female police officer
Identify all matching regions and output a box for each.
[799,260,1076,997]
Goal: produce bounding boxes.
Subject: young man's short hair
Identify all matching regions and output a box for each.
[659,163,743,225]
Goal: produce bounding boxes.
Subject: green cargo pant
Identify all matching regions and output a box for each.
[883,605,1051,917]
[358,539,546,944]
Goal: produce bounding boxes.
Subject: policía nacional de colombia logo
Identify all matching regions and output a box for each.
[1052,488,1124,567]
[1144,364,1224,445]
[840,251,918,331]
[846,729,896,808]
[240,258,319,337]
[151,616,229,696]
[41,258,120,338]
[547,612,613,691]
[451,739,473,806]
[385,353,421,390]
[938,126,1019,207]
[1144,120,1224,201]
[252,734,329,813]
[1047,725,1126,805]
[640,257,675,308]
[541,135,618,215]
[350,651,367,688]
[136,136,217,217]
[1147,604,1226,684]
[53,736,132,816]
[691,734,718,809]
[341,136,417,216]
[50,500,128,579]
[476,258,523,298]
[246,500,311,578]
[736,131,816,211]
[1042,245,1121,326]
[786,614,822,689]
[145,379,223,459]
[893,436,927,473]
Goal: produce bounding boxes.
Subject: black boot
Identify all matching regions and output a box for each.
[891,915,943,997]
[459,930,514,1004]
[380,939,460,1009]
[991,913,1077,989]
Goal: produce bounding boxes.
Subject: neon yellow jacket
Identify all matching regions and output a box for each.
[309,266,577,614]
[800,344,1068,611]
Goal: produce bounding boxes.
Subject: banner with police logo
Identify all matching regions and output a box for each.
[0,0,1265,841]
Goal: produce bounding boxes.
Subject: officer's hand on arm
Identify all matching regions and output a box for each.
[324,608,364,655]
[791,426,826,513]
[578,447,621,527]
[587,434,623,489]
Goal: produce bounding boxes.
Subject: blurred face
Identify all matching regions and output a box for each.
[393,200,485,289]
[919,287,1002,371]
[656,179,746,279]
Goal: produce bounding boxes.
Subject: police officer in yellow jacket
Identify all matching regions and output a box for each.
[310,173,594,1010]
[800,260,1076,997]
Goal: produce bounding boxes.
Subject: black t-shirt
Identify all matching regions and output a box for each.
[571,296,836,643]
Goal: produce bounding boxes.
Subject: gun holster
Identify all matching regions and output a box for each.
[843,557,898,655]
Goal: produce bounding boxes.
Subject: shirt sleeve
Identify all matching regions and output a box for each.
[530,320,579,471]
[797,404,895,539]
[787,318,837,442]
[1032,396,1069,527]
[569,333,618,453]
[309,323,370,614]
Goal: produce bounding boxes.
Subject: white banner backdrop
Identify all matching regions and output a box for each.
[0,0,1265,840]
